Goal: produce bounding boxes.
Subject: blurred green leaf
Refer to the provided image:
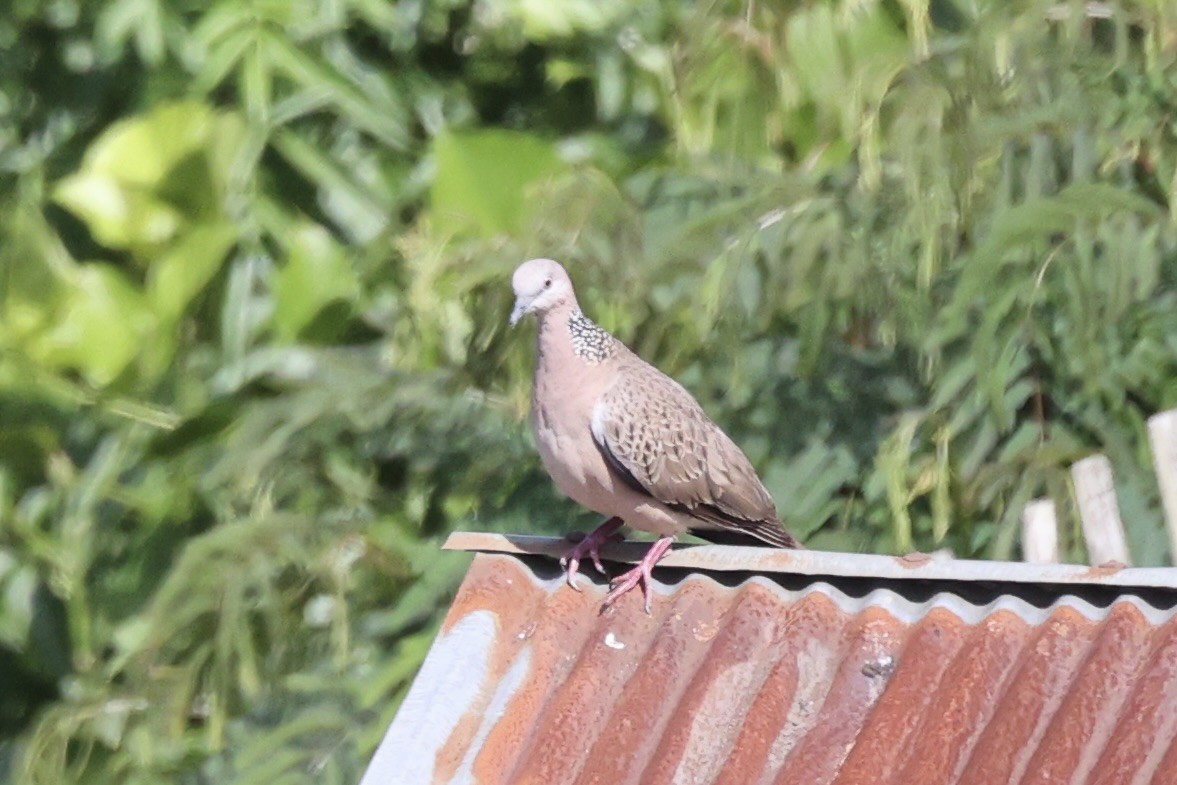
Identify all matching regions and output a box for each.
[78,101,215,189]
[33,265,157,386]
[53,175,185,251]
[148,223,238,322]
[272,224,360,342]
[431,130,566,236]
[51,102,222,252]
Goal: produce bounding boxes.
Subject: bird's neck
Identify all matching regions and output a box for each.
[566,309,620,364]
[537,304,619,367]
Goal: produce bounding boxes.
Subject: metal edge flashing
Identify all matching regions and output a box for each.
[442,531,1177,591]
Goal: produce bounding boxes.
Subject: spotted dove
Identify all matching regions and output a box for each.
[510,258,800,612]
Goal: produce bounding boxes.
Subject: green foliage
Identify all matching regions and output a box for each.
[2,0,1177,781]
[432,130,567,235]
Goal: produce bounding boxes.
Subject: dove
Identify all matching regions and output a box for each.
[510,258,799,612]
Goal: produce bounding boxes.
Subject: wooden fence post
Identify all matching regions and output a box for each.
[1071,455,1131,566]
[1147,410,1177,562]
[1021,499,1059,563]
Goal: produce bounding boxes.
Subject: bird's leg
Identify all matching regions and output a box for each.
[560,516,624,590]
[601,536,674,614]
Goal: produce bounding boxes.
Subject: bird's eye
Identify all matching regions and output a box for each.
[543,278,552,288]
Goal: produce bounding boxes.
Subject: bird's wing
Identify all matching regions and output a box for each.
[590,362,797,547]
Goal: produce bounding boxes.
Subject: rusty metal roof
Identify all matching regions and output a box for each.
[362,534,1177,785]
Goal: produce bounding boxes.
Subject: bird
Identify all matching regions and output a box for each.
[509,258,800,612]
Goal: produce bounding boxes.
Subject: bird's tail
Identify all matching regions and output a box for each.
[690,519,802,549]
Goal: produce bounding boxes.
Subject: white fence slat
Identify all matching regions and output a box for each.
[1071,455,1131,566]
[1147,410,1177,562]
[1020,498,1059,564]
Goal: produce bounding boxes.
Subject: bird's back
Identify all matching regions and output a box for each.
[594,356,799,547]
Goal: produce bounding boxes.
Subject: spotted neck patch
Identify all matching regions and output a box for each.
[568,310,618,364]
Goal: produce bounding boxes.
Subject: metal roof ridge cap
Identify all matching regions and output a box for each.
[443,532,1177,589]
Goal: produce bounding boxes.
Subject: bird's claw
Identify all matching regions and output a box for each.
[560,517,624,592]
[599,536,674,615]
[602,566,655,614]
[560,553,585,591]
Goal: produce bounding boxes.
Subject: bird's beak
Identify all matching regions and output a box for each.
[509,298,529,327]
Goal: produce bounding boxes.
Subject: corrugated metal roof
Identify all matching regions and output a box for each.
[363,534,1177,785]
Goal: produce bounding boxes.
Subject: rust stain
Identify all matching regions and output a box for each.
[772,605,902,784]
[1019,603,1155,785]
[373,555,1177,785]
[835,608,972,784]
[894,610,1032,783]
[1083,560,1129,579]
[896,552,933,568]
[1085,613,1177,784]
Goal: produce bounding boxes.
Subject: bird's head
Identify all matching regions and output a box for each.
[509,258,575,326]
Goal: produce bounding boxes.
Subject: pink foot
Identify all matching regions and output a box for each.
[560,517,624,591]
[602,536,674,614]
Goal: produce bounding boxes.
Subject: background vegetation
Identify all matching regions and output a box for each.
[2,0,1176,781]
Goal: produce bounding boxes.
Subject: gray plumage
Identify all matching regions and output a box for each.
[511,258,799,550]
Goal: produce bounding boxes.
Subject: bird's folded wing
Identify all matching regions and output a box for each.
[590,366,778,527]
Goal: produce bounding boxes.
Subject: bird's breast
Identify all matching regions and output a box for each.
[531,356,617,512]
